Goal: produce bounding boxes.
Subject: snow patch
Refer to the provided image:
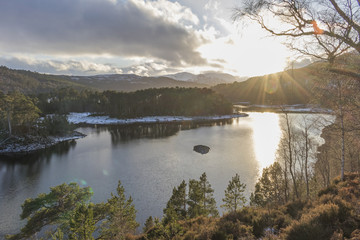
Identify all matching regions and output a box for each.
[67,112,248,125]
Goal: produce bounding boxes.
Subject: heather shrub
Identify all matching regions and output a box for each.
[285,203,339,240]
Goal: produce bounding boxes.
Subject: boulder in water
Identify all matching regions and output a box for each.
[193,145,210,154]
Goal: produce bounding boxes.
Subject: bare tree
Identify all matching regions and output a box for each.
[234,0,360,53]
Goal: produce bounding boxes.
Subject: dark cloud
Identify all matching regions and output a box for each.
[0,0,207,66]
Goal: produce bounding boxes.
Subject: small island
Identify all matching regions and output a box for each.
[193,145,210,154]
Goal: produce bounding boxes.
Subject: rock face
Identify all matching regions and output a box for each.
[193,145,210,154]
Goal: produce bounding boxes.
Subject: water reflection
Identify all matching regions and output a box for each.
[107,119,234,144]
[0,140,77,164]
[251,113,282,170]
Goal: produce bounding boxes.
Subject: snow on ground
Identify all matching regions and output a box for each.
[234,104,332,113]
[0,132,85,154]
[67,112,249,125]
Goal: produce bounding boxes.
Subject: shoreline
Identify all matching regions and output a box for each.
[0,113,248,155]
[233,104,332,114]
[67,112,249,125]
[0,131,86,155]
[0,106,331,155]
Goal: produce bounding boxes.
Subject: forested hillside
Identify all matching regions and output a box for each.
[212,52,360,105]
[0,67,206,94]
[0,66,87,93]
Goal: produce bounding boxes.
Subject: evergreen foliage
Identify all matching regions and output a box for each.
[6,181,138,240]
[36,87,233,117]
[250,162,285,207]
[99,181,138,240]
[221,173,246,212]
[164,180,187,221]
[0,91,40,136]
[6,183,93,240]
[187,173,218,218]
[143,216,154,233]
[69,203,95,240]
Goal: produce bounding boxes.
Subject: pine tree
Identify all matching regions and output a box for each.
[163,180,187,222]
[6,183,93,240]
[69,203,95,240]
[187,179,203,218]
[221,173,246,212]
[143,216,154,233]
[188,172,218,218]
[250,162,285,207]
[199,172,218,217]
[100,181,139,240]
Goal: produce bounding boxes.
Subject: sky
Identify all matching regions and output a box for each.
[0,0,296,77]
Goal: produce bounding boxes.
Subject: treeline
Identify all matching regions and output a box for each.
[0,87,232,139]
[0,91,74,138]
[36,87,233,117]
[8,172,360,240]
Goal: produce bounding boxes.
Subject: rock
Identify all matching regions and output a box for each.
[193,145,210,154]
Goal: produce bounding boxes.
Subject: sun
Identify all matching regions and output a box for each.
[197,22,290,77]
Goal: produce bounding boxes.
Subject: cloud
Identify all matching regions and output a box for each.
[0,56,123,75]
[0,0,207,67]
[122,61,178,76]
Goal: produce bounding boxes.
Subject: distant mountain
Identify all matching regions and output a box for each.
[164,72,247,85]
[0,67,208,94]
[69,74,207,92]
[164,72,197,81]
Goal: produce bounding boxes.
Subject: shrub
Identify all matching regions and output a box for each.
[285,203,340,240]
[283,200,307,219]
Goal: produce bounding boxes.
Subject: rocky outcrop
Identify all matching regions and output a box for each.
[0,131,86,155]
[193,145,210,154]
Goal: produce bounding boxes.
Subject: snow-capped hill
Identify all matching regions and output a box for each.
[71,74,141,82]
[164,72,197,81]
[68,74,207,92]
[164,72,247,86]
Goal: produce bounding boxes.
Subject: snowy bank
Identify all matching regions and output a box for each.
[67,112,249,125]
[234,104,332,113]
[0,131,86,155]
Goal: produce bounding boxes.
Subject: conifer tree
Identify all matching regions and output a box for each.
[143,216,154,233]
[163,180,187,222]
[188,179,203,218]
[199,172,218,217]
[221,173,246,212]
[250,162,285,207]
[6,183,93,240]
[99,180,138,240]
[188,172,218,218]
[69,203,95,240]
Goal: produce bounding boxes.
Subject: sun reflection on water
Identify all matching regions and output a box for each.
[250,112,282,172]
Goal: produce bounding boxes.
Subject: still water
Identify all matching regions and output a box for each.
[0,112,332,236]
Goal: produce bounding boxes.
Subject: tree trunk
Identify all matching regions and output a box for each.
[305,130,309,199]
[285,113,299,199]
[283,148,289,203]
[7,111,12,136]
[338,80,345,181]
[340,112,345,181]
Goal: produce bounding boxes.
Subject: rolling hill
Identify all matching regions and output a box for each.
[212,52,360,105]
[0,67,207,93]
